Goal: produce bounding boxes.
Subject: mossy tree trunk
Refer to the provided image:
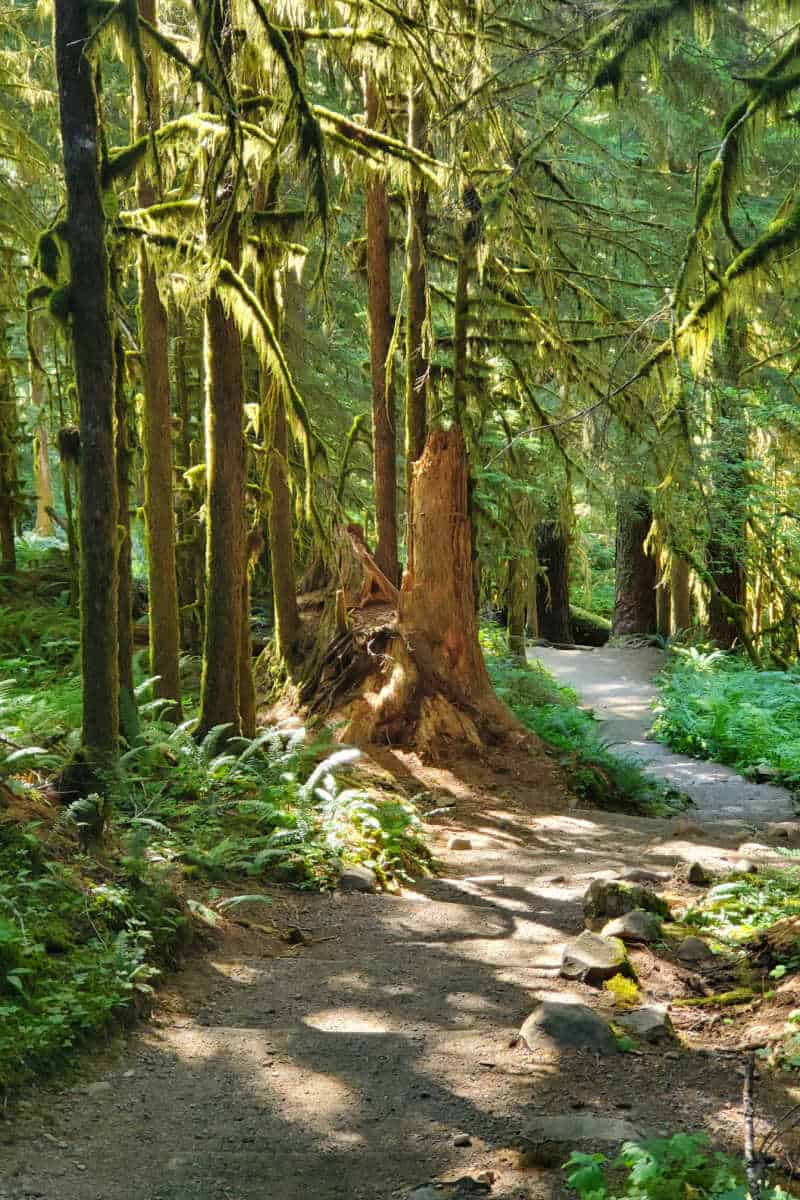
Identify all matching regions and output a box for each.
[365,77,398,585]
[136,0,182,718]
[507,557,527,659]
[344,428,518,757]
[612,492,657,637]
[197,0,250,739]
[537,520,573,644]
[404,76,429,502]
[174,310,203,652]
[670,556,691,633]
[31,327,55,538]
[707,335,748,649]
[55,0,119,760]
[115,332,134,700]
[0,320,18,574]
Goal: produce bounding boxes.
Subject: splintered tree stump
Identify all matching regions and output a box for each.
[343,427,520,758]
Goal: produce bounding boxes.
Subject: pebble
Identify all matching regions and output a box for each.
[677,935,714,963]
[688,862,712,886]
[453,1133,472,1147]
[448,836,472,851]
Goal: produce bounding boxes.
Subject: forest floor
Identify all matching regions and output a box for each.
[3,648,800,1200]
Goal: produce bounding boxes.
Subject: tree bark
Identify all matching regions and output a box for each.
[54,0,119,759]
[173,309,203,652]
[136,0,182,717]
[115,331,134,700]
[537,520,573,644]
[197,0,247,738]
[404,77,429,497]
[365,77,398,584]
[31,332,55,538]
[507,558,526,659]
[0,320,18,573]
[344,428,517,758]
[670,556,691,633]
[612,492,657,637]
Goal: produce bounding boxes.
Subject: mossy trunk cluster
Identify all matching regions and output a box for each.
[0,321,18,574]
[55,0,119,759]
[536,520,573,644]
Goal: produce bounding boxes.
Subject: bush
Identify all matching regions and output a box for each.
[653,649,800,790]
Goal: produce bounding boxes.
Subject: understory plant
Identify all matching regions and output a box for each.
[564,1133,789,1200]
[653,649,800,790]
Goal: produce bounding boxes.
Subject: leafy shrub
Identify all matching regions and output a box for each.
[653,649,800,789]
[565,1132,789,1200]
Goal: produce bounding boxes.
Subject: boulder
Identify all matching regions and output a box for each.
[601,910,662,944]
[688,862,712,886]
[517,1113,642,1167]
[338,865,377,894]
[734,859,757,874]
[584,879,669,930]
[615,1005,673,1044]
[767,821,800,843]
[448,836,473,851]
[519,995,618,1056]
[676,935,714,964]
[561,931,631,985]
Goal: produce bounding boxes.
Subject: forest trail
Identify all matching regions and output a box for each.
[4,655,800,1200]
[531,645,797,824]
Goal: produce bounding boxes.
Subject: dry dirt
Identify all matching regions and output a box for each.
[2,648,800,1199]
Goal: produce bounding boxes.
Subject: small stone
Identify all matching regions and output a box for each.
[677,935,714,963]
[122,1070,136,1078]
[734,860,757,874]
[616,1005,673,1044]
[86,1081,113,1096]
[619,868,670,885]
[583,879,669,930]
[767,821,800,843]
[517,1114,642,1167]
[448,836,472,851]
[688,862,712,886]
[453,1133,472,1147]
[520,995,618,1056]
[561,931,631,985]
[601,910,662,944]
[337,865,377,894]
[673,818,705,837]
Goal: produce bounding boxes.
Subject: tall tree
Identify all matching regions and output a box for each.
[54,0,118,759]
[136,0,182,718]
[612,492,657,637]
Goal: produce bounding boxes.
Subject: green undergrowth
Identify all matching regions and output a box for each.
[480,627,686,816]
[0,820,189,1094]
[653,647,800,791]
[565,1132,790,1200]
[682,867,800,954]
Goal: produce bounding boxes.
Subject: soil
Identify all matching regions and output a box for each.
[3,648,800,1200]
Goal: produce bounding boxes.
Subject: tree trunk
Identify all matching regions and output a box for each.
[507,558,526,659]
[365,77,398,584]
[404,77,429,497]
[670,556,691,633]
[612,492,657,637]
[115,332,134,701]
[54,0,119,759]
[0,321,18,573]
[173,310,203,652]
[656,579,671,637]
[197,0,247,739]
[526,556,540,639]
[31,333,55,538]
[452,183,482,426]
[136,0,182,717]
[344,428,518,758]
[537,520,573,644]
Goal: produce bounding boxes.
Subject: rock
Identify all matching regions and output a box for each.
[672,818,705,837]
[737,842,770,857]
[619,867,670,885]
[601,910,662,944]
[688,862,712,886]
[338,865,377,894]
[85,1081,113,1096]
[448,836,473,851]
[583,879,669,930]
[734,859,757,874]
[561,931,631,985]
[406,1181,491,1200]
[520,995,618,1056]
[517,1114,642,1167]
[677,935,714,963]
[453,1133,472,1147]
[615,1005,673,1044]
[767,821,800,843]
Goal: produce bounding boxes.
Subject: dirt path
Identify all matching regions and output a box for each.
[532,644,796,824]
[3,652,799,1200]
